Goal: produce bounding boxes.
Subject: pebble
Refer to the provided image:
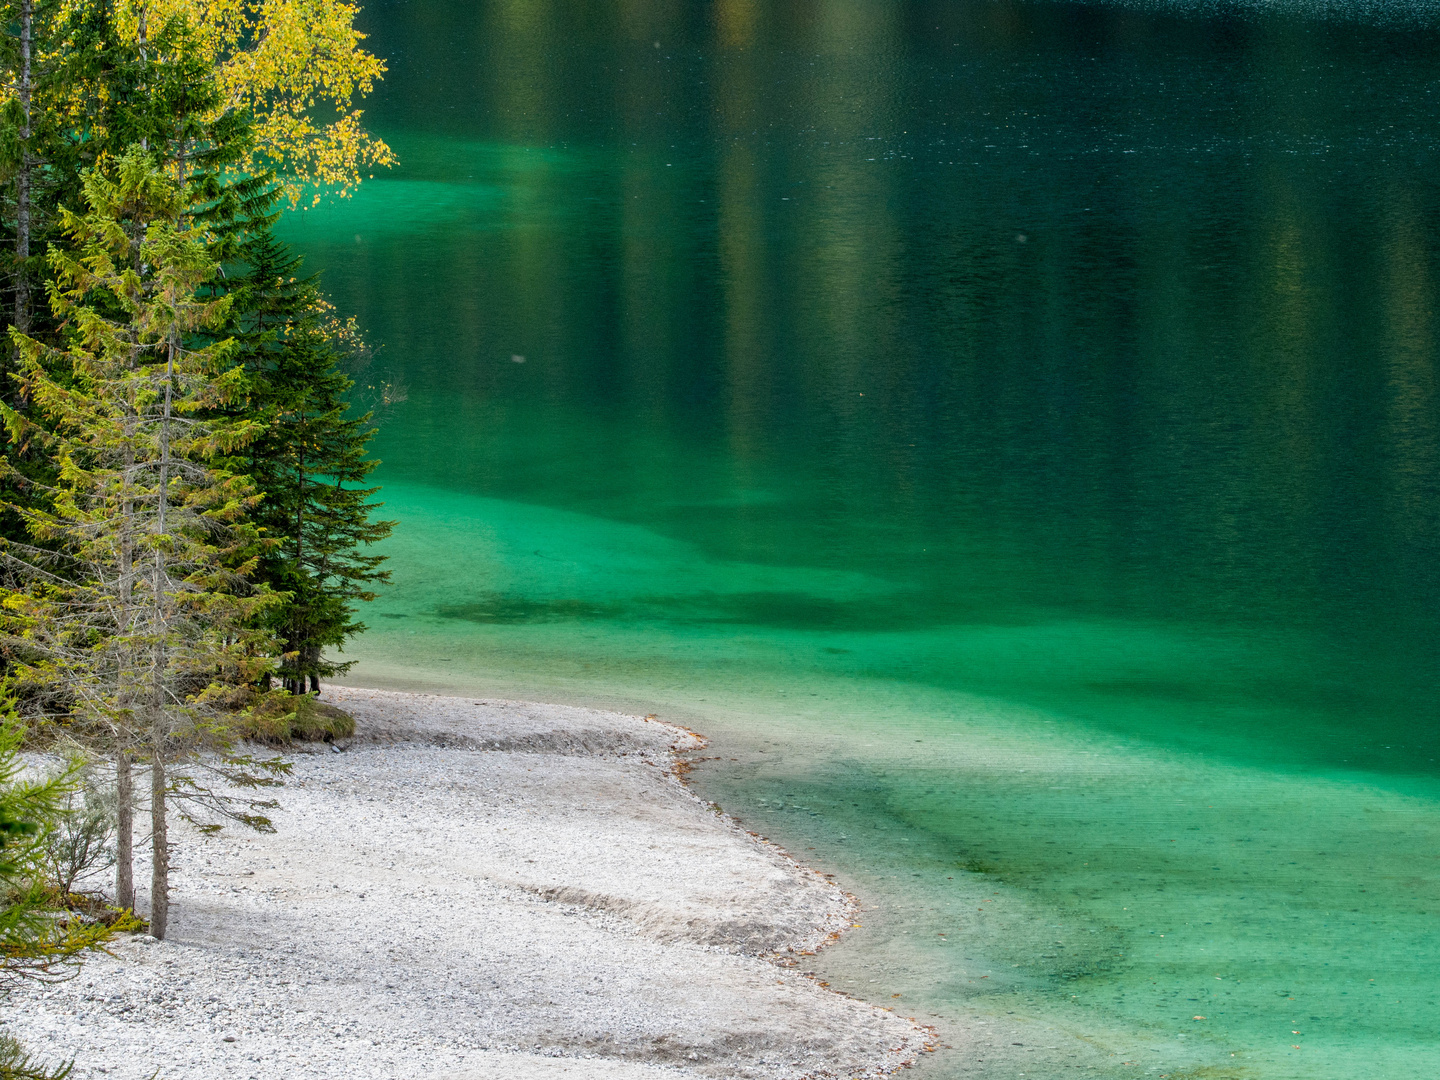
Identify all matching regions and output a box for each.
[4,687,926,1080]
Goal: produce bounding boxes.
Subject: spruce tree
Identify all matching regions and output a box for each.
[226,228,392,695]
[0,4,268,536]
[0,147,279,938]
[0,6,283,911]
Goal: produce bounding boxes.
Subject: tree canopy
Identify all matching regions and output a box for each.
[47,0,394,203]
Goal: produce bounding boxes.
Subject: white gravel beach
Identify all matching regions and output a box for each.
[4,686,931,1080]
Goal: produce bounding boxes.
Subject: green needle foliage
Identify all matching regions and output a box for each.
[0,4,392,700]
[0,722,111,981]
[0,3,270,551]
[0,718,114,1080]
[227,228,393,695]
[0,7,391,1074]
[0,147,283,939]
[0,1037,71,1080]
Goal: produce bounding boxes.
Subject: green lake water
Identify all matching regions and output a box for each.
[281,2,1440,1076]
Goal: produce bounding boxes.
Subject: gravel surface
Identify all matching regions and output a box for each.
[4,687,931,1080]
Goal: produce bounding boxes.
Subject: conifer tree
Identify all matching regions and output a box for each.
[0,722,112,975]
[0,6,283,914]
[11,0,37,348]
[0,3,266,546]
[0,147,280,938]
[226,228,391,694]
[0,718,113,1080]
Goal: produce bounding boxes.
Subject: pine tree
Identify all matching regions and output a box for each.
[227,228,392,695]
[0,147,280,938]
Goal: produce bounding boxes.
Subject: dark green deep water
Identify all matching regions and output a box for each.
[281,2,1440,1076]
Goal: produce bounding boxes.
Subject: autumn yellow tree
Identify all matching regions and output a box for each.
[92,0,395,203]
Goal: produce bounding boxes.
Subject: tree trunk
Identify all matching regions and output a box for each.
[115,752,134,910]
[116,428,136,914]
[149,756,167,940]
[10,0,33,401]
[282,634,298,695]
[148,327,176,942]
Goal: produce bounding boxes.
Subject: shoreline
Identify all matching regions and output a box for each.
[5,685,933,1079]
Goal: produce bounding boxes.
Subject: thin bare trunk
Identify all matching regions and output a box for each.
[115,753,134,910]
[137,5,149,153]
[145,326,178,941]
[294,441,305,691]
[10,0,34,401]
[158,332,173,533]
[149,757,166,939]
[115,314,139,912]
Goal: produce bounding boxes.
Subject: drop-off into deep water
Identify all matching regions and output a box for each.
[285,2,1440,1076]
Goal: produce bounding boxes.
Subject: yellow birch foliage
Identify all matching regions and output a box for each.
[107,0,395,203]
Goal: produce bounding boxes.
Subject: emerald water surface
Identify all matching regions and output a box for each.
[283,2,1440,1076]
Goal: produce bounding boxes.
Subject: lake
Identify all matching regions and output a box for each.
[281,1,1440,1076]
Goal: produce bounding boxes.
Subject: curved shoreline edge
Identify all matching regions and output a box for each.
[4,685,934,1080]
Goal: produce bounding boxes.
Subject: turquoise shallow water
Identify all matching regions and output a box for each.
[312,483,1440,1078]
[282,2,1440,1076]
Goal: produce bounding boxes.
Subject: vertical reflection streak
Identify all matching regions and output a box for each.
[1383,189,1439,550]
